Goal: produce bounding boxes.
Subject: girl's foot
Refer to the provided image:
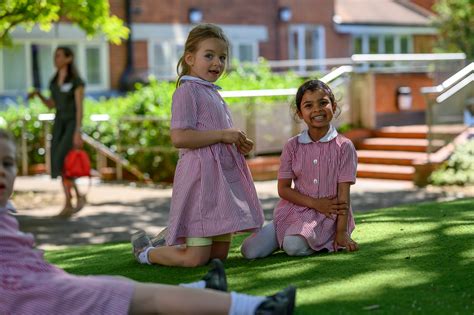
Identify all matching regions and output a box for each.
[150,227,168,247]
[57,205,74,218]
[75,195,87,213]
[131,230,153,262]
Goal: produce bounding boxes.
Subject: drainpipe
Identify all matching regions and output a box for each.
[119,0,133,91]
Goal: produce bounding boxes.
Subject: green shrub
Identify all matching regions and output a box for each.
[429,139,474,186]
[1,61,306,182]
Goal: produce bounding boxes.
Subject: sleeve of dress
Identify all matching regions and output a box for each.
[73,76,86,89]
[338,140,357,184]
[170,84,198,130]
[278,140,295,179]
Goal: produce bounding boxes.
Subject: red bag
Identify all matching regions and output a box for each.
[63,149,91,178]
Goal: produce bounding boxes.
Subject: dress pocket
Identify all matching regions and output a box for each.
[220,147,241,183]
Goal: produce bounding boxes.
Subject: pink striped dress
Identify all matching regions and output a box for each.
[0,202,135,315]
[274,125,357,252]
[166,76,264,245]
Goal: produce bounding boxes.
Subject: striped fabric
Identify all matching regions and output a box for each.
[0,205,135,315]
[274,132,357,252]
[167,77,264,246]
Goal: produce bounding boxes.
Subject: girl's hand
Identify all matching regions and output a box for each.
[237,137,254,155]
[312,197,348,218]
[333,232,359,252]
[73,131,83,149]
[221,129,247,145]
[27,90,38,99]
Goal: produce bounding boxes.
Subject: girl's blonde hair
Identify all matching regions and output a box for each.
[176,23,230,87]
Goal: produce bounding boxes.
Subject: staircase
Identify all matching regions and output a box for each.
[247,125,467,182]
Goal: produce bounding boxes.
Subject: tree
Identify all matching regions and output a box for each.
[0,0,129,46]
[432,0,474,59]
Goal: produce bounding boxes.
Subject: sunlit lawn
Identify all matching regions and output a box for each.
[46,198,474,314]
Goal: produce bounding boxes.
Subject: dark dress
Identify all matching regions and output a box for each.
[49,76,85,178]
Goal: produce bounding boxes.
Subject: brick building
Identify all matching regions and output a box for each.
[0,0,437,96]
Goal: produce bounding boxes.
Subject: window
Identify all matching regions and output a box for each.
[352,34,413,54]
[35,45,54,89]
[353,36,363,54]
[2,45,27,91]
[238,44,253,62]
[152,42,181,80]
[369,36,378,54]
[289,25,324,60]
[0,41,108,94]
[86,47,101,85]
[384,36,394,53]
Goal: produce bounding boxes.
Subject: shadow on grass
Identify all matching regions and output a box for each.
[17,187,456,248]
[45,198,474,314]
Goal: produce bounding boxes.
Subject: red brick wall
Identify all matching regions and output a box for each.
[109,43,127,89]
[133,41,148,71]
[374,73,434,113]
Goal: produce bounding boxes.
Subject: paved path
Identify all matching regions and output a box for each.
[12,176,473,249]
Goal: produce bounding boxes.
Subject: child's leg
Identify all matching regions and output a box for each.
[57,177,74,217]
[129,283,296,315]
[129,283,231,315]
[71,180,86,211]
[147,244,212,267]
[282,235,315,256]
[241,221,279,259]
[210,234,232,261]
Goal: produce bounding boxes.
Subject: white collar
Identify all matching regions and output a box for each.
[0,201,16,214]
[180,75,222,90]
[298,124,338,144]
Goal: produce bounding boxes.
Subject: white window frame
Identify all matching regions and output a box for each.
[288,24,325,72]
[0,39,109,94]
[148,40,184,80]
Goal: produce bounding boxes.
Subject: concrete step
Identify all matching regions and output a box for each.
[357,138,445,152]
[357,150,427,166]
[374,124,466,139]
[247,156,280,181]
[357,163,415,181]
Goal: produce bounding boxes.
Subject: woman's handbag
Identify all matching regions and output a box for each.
[63,149,91,178]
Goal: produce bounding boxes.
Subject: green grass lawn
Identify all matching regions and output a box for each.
[46,198,474,314]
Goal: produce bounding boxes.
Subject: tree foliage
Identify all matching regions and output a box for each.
[432,0,474,59]
[0,0,129,46]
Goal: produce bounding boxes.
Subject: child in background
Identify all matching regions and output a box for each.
[241,80,359,259]
[131,23,264,268]
[0,128,296,315]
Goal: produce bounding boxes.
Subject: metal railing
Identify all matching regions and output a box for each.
[18,114,151,182]
[219,65,353,154]
[421,62,474,162]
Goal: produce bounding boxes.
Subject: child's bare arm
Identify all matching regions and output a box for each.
[278,179,348,217]
[170,128,248,149]
[334,182,358,251]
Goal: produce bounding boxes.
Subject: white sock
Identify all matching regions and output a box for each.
[228,291,265,315]
[179,280,206,289]
[138,247,153,265]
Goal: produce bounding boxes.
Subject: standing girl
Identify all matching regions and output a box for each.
[132,24,264,267]
[29,47,86,217]
[241,80,359,259]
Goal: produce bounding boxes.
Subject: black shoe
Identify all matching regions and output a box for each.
[202,258,227,291]
[255,285,296,315]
